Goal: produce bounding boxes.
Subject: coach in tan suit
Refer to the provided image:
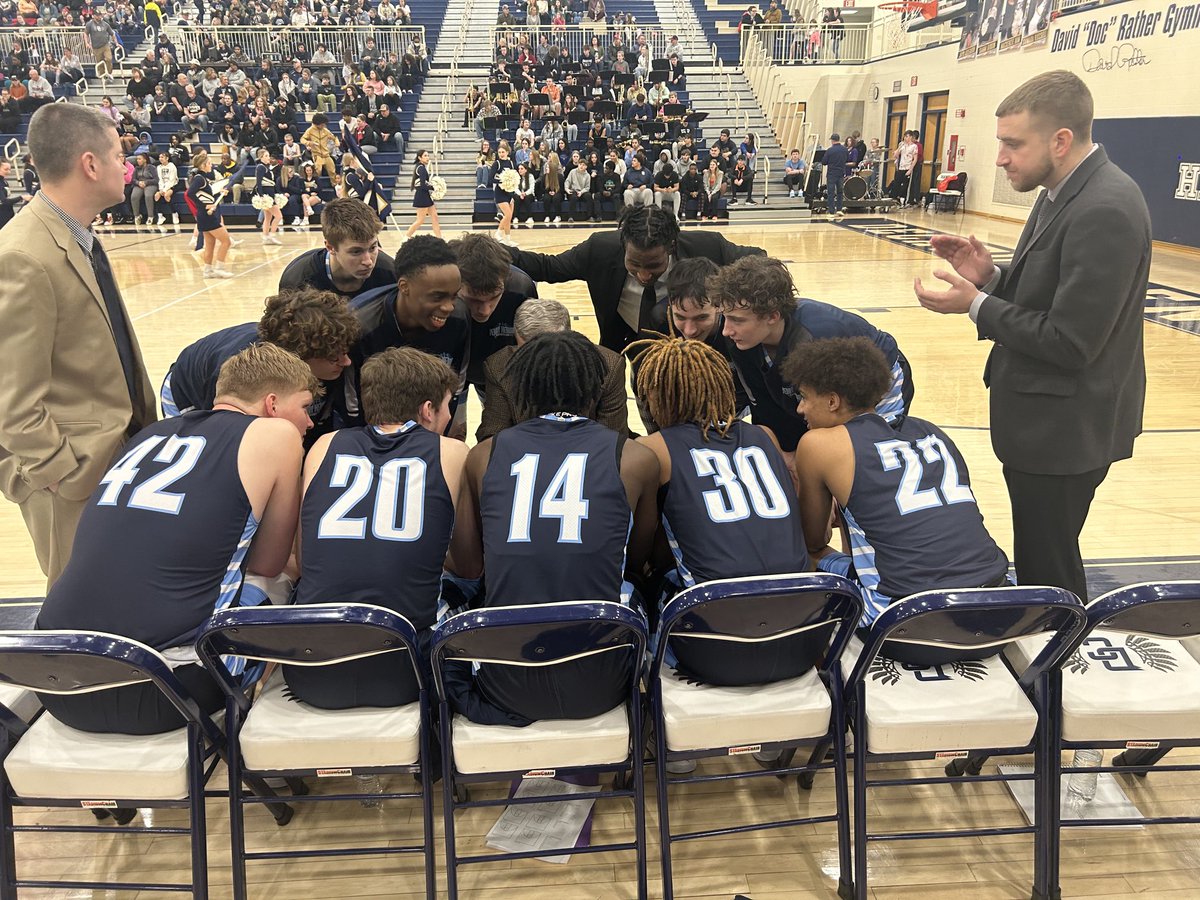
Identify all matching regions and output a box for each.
[0,104,156,587]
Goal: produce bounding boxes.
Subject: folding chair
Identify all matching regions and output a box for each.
[1001,580,1200,893]
[843,587,1086,900]
[0,629,237,897]
[432,601,649,899]
[648,573,862,900]
[195,603,436,900]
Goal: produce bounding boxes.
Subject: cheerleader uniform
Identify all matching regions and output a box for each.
[412,162,434,209]
[491,156,515,205]
[187,170,220,232]
[252,162,280,207]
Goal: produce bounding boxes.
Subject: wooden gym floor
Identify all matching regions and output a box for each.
[3,210,1200,898]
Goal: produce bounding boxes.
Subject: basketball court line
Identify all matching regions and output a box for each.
[131,254,293,322]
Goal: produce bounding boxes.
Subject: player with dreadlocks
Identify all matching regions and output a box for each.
[447,330,660,725]
[629,336,811,693]
[507,203,764,351]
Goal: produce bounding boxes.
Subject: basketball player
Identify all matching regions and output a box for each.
[631,336,812,687]
[284,348,468,710]
[160,287,360,444]
[448,331,660,724]
[447,232,537,398]
[349,235,469,439]
[710,256,913,459]
[785,337,1009,664]
[277,197,397,300]
[36,343,315,735]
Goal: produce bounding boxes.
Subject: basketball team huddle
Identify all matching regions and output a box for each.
[34,198,1012,737]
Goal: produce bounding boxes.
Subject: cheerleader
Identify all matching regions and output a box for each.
[297,161,325,223]
[340,152,387,221]
[187,150,234,279]
[405,148,441,239]
[491,140,516,245]
[252,148,284,245]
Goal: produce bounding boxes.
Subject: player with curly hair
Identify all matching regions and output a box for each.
[160,287,361,444]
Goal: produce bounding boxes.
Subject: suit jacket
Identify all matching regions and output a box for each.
[510,230,765,350]
[477,342,629,441]
[0,199,156,504]
[977,146,1149,475]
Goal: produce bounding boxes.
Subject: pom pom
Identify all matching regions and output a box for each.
[250,194,273,210]
[498,168,520,193]
[429,175,447,201]
[274,193,290,207]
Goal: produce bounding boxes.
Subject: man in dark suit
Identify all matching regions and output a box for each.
[508,205,764,351]
[914,70,1150,602]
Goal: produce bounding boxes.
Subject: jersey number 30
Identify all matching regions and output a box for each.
[690,446,790,524]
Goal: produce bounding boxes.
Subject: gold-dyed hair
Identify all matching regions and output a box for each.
[627,336,737,440]
[215,343,322,405]
[361,347,458,426]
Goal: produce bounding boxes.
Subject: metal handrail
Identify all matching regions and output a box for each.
[162,25,428,70]
[488,24,671,62]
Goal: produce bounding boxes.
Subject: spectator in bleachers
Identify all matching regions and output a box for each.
[764,0,782,23]
[513,161,536,225]
[586,0,606,23]
[679,160,703,220]
[622,153,652,208]
[0,88,18,133]
[703,157,724,220]
[740,132,758,170]
[84,11,117,75]
[96,94,122,125]
[154,150,179,225]
[565,157,593,221]
[22,67,53,112]
[302,112,338,177]
[783,148,806,197]
[728,155,756,205]
[538,149,563,224]
[130,152,157,225]
[653,160,680,219]
[18,154,36,203]
[295,162,325,223]
[475,138,496,188]
[57,48,84,86]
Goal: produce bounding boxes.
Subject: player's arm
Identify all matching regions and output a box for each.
[240,418,304,577]
[756,423,799,494]
[793,430,837,554]
[596,352,630,435]
[439,436,470,514]
[621,440,661,574]
[506,234,595,284]
[446,439,488,579]
[0,251,78,492]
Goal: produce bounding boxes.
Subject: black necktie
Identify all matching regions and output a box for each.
[1035,195,1054,230]
[637,281,658,335]
[89,237,140,412]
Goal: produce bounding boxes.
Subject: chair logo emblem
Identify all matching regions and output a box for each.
[869,657,988,685]
[1066,636,1178,674]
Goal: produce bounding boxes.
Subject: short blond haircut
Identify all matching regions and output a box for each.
[361,347,458,426]
[215,343,322,404]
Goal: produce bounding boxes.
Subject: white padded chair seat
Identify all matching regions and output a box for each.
[659,663,831,752]
[843,636,1037,754]
[1006,630,1200,742]
[0,683,40,723]
[240,671,421,771]
[4,713,192,800]
[451,703,630,775]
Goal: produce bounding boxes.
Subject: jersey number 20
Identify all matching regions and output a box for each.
[317,454,427,541]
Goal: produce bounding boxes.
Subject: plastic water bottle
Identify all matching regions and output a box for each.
[356,773,384,808]
[1066,748,1104,803]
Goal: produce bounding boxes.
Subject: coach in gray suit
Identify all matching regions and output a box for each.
[915,70,1150,602]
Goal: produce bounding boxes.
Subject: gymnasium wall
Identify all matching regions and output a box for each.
[769,0,1200,246]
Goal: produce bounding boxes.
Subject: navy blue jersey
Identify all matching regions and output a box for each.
[477,414,635,721]
[162,322,258,415]
[252,163,278,196]
[843,413,1009,620]
[466,266,537,388]
[728,300,912,451]
[161,321,350,447]
[277,247,397,300]
[38,411,258,651]
[343,287,472,427]
[481,415,632,605]
[660,421,808,586]
[296,424,453,629]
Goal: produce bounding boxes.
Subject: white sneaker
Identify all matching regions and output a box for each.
[202,264,214,277]
[291,216,304,226]
[135,215,144,225]
[208,266,235,278]
[553,216,561,223]
[172,213,180,224]
[229,237,243,247]
[156,213,166,225]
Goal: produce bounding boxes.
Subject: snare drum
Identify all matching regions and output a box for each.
[844,175,867,201]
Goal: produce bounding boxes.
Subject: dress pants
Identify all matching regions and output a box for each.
[1003,463,1110,602]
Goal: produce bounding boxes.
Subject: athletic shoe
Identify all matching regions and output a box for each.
[268,234,283,245]
[553,216,561,223]
[206,266,235,278]
[172,213,180,224]
[746,199,757,205]
[291,216,304,226]
[834,211,846,219]
[229,237,243,247]
[156,213,166,225]
[134,215,143,225]
[727,198,738,206]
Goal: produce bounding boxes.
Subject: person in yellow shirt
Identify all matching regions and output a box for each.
[301,113,338,178]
